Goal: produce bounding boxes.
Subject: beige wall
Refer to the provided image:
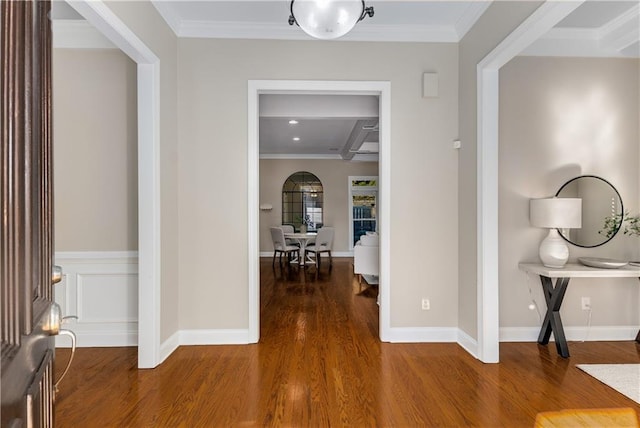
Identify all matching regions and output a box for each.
[104,0,180,343]
[499,56,640,329]
[458,1,544,339]
[259,159,378,253]
[54,2,639,352]
[178,39,459,330]
[53,49,138,252]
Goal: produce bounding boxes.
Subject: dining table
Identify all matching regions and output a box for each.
[284,232,317,267]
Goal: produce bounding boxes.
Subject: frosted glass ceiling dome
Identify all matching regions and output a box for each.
[288,0,374,40]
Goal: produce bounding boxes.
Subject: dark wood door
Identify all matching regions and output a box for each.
[1,0,56,426]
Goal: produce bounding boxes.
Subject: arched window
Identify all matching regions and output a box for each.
[282,171,323,232]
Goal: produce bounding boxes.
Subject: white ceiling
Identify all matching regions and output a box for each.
[259,95,379,161]
[150,1,491,42]
[52,0,640,159]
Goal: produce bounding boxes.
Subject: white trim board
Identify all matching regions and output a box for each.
[500,326,639,342]
[156,327,477,357]
[384,327,459,343]
[475,0,585,364]
[56,330,138,348]
[179,329,253,345]
[457,329,478,359]
[248,80,391,345]
[178,22,460,43]
[65,0,163,368]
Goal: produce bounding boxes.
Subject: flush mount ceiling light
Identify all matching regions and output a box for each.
[288,0,374,40]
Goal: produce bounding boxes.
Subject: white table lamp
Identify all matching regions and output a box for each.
[530,198,582,268]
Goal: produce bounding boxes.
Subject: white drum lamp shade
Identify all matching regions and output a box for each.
[530,198,582,268]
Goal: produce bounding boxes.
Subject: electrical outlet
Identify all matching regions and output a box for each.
[581,297,591,310]
[421,298,430,310]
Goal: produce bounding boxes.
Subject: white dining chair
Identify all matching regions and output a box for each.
[270,227,300,268]
[281,224,299,247]
[306,226,334,269]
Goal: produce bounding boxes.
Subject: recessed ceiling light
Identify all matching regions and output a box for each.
[289,119,299,125]
[292,137,301,142]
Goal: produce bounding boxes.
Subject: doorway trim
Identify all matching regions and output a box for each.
[248,80,391,341]
[476,1,585,362]
[66,0,162,368]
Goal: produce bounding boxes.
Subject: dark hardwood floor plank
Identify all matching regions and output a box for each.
[54,258,640,427]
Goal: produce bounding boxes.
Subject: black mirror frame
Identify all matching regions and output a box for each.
[555,174,623,248]
[282,171,324,232]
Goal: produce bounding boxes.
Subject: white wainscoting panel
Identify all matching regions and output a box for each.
[54,252,138,347]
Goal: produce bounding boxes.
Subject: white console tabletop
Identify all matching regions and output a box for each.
[519,262,640,278]
[518,262,640,358]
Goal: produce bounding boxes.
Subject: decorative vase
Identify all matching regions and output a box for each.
[300,224,307,234]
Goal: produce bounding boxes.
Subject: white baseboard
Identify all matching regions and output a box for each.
[384,327,459,343]
[159,331,180,364]
[179,329,252,345]
[457,329,479,358]
[55,329,138,348]
[54,251,139,348]
[152,329,257,363]
[500,326,640,342]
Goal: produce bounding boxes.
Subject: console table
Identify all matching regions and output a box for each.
[518,263,640,358]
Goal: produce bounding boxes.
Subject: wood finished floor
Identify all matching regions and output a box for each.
[54,258,640,427]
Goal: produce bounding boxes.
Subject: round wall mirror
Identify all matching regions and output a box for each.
[555,175,623,247]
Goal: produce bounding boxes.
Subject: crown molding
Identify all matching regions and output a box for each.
[150,0,181,36]
[53,20,117,49]
[150,0,474,43]
[520,27,616,57]
[340,24,458,43]
[598,3,640,39]
[520,3,640,59]
[455,1,492,39]
[599,4,640,54]
[519,36,626,58]
[350,153,379,162]
[180,21,303,40]
[260,154,343,160]
[259,153,378,161]
[178,20,459,42]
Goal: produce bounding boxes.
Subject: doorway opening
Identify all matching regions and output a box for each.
[348,176,378,250]
[60,0,161,368]
[248,80,391,342]
[476,2,585,362]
